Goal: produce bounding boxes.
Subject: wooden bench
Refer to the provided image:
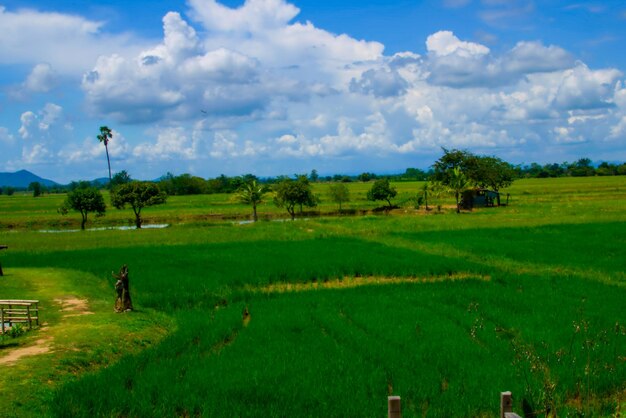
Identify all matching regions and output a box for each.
[0,300,39,334]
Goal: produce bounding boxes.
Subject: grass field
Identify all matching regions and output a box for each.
[0,176,625,417]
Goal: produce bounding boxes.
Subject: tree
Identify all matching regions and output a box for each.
[358,172,376,182]
[60,187,106,230]
[469,156,515,205]
[110,170,132,188]
[569,158,596,177]
[328,183,350,211]
[28,181,42,197]
[433,148,516,205]
[309,169,319,182]
[236,180,268,222]
[273,177,317,220]
[421,182,429,211]
[111,182,167,228]
[367,179,397,209]
[447,167,470,213]
[432,148,475,184]
[97,126,113,184]
[427,180,446,212]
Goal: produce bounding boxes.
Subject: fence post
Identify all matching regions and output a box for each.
[27,305,32,330]
[0,244,7,276]
[388,396,401,418]
[1,307,4,334]
[501,391,513,418]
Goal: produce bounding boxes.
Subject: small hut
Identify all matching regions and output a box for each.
[460,188,501,210]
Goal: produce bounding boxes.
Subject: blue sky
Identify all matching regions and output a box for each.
[1,0,625,182]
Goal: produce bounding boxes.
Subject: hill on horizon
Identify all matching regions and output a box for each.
[0,170,59,188]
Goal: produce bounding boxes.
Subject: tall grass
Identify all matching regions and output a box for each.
[52,276,625,417]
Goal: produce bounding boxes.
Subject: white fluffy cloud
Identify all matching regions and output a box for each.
[0,6,141,74]
[59,129,130,163]
[133,127,200,161]
[3,1,625,180]
[24,63,58,93]
[19,103,65,140]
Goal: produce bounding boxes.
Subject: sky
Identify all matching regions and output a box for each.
[1,0,626,183]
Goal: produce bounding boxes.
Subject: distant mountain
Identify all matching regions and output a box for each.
[0,170,59,188]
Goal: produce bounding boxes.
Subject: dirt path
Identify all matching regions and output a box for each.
[0,296,90,366]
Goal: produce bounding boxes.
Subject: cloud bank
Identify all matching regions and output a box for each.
[1,0,625,180]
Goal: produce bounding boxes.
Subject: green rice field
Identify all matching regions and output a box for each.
[0,176,625,417]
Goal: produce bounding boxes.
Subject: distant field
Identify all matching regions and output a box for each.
[1,176,625,230]
[0,176,625,417]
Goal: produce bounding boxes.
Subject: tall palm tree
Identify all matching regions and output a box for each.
[97,126,113,184]
[448,167,470,214]
[236,180,267,222]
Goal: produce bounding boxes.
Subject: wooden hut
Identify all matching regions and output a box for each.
[460,188,500,210]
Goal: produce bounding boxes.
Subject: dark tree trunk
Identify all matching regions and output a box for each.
[133,207,142,229]
[252,203,258,222]
[113,264,133,312]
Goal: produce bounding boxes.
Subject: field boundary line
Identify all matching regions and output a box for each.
[360,235,626,288]
[244,273,490,294]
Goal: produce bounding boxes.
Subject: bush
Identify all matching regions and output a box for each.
[8,323,25,338]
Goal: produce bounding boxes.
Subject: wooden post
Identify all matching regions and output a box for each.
[501,391,513,418]
[388,396,401,418]
[1,306,4,334]
[27,305,32,329]
[0,245,7,276]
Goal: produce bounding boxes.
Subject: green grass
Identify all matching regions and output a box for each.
[2,176,622,230]
[1,176,625,417]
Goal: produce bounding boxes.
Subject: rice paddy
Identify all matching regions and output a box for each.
[0,176,625,417]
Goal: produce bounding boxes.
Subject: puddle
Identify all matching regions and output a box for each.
[39,224,169,233]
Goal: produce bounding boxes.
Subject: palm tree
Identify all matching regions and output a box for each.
[448,167,470,213]
[236,180,267,222]
[97,126,113,184]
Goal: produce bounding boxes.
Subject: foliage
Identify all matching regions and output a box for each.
[160,173,208,195]
[447,167,470,213]
[328,183,350,211]
[236,180,268,222]
[28,181,42,197]
[432,148,475,184]
[7,323,25,338]
[111,182,167,228]
[68,180,95,191]
[433,148,515,196]
[470,155,515,192]
[366,178,397,209]
[358,172,377,182]
[110,170,132,188]
[427,180,446,212]
[96,126,113,183]
[60,187,106,230]
[273,177,317,220]
[402,167,429,181]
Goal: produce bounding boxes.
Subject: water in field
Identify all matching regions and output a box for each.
[38,224,169,233]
